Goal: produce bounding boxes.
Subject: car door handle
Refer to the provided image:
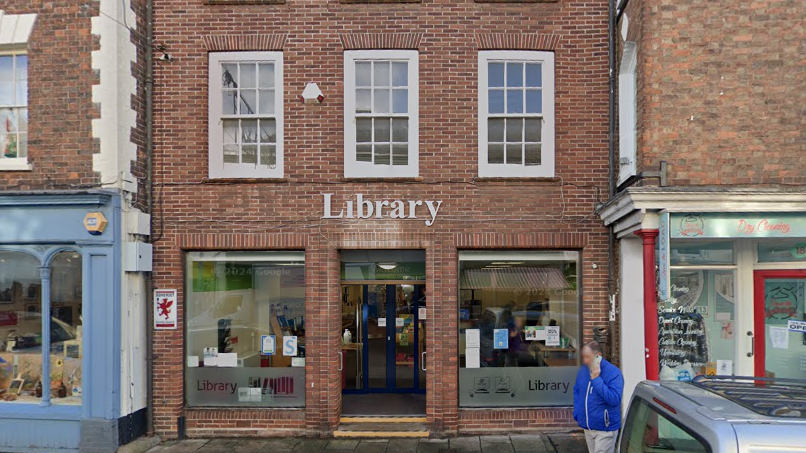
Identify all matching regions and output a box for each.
[747,331,754,358]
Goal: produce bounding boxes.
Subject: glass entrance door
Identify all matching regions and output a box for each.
[342,283,425,393]
[753,270,806,379]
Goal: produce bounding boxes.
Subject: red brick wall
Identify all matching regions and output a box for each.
[0,0,99,190]
[151,0,609,438]
[622,0,806,187]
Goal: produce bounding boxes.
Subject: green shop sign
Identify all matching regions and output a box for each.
[670,213,806,239]
[341,262,426,281]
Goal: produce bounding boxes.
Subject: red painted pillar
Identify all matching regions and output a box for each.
[635,229,660,381]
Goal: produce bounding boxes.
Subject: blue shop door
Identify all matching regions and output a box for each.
[343,284,425,394]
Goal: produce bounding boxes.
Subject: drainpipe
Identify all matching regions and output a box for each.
[144,0,155,436]
[607,0,618,360]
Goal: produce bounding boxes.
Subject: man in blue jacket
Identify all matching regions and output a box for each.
[573,341,624,453]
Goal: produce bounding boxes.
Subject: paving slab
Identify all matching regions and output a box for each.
[198,439,240,450]
[355,440,389,453]
[291,438,330,453]
[254,438,300,452]
[416,439,449,453]
[547,433,587,453]
[152,439,210,453]
[449,437,481,452]
[326,439,361,450]
[480,436,514,453]
[510,434,551,452]
[385,438,419,453]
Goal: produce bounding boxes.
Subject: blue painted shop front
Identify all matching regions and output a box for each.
[0,191,123,453]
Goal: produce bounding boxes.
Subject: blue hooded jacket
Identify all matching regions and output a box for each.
[573,358,624,432]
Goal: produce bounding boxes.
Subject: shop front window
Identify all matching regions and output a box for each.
[458,251,580,407]
[50,251,83,405]
[0,250,83,405]
[660,240,736,380]
[186,251,305,407]
[758,239,806,263]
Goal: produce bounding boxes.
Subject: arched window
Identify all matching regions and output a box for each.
[0,251,42,402]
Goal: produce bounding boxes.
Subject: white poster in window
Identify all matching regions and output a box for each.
[283,336,298,356]
[378,318,387,327]
[261,335,276,355]
[291,357,305,367]
[203,347,218,367]
[187,356,199,368]
[770,326,789,350]
[154,289,178,330]
[217,353,238,367]
[525,326,547,341]
[396,317,405,327]
[466,329,481,348]
[716,359,733,375]
[418,307,427,320]
[465,347,480,369]
[546,326,561,346]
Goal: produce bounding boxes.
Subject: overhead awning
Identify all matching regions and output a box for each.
[460,267,570,291]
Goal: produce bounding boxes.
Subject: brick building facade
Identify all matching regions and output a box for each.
[602,0,806,404]
[150,0,611,439]
[0,0,150,451]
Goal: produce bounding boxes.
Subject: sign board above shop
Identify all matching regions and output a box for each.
[322,193,443,226]
[670,213,806,239]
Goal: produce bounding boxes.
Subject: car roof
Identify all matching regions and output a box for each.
[647,377,806,425]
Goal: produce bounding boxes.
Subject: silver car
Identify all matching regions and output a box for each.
[619,376,806,453]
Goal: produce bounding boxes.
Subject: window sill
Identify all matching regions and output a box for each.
[203,0,284,4]
[0,160,33,171]
[186,406,305,411]
[475,176,560,182]
[0,403,81,421]
[475,0,559,3]
[203,178,288,184]
[339,177,424,183]
[340,0,421,3]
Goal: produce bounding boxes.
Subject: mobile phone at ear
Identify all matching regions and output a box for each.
[594,355,602,367]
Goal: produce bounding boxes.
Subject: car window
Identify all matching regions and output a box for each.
[621,397,710,453]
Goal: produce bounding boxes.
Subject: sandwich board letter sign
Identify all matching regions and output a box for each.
[154,289,178,330]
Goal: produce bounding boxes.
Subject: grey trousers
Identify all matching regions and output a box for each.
[584,429,618,453]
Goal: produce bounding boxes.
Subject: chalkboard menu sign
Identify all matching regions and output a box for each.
[658,306,709,374]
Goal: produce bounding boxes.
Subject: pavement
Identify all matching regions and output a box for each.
[144,433,587,453]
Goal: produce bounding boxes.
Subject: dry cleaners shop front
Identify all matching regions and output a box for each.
[655,213,806,381]
[610,208,806,398]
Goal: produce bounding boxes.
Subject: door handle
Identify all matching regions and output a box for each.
[421,352,426,371]
[338,351,343,371]
[747,331,754,358]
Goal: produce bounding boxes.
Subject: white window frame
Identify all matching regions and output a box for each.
[344,50,419,178]
[478,50,555,178]
[618,42,638,185]
[0,49,30,171]
[208,51,283,179]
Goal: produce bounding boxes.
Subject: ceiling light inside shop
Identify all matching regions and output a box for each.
[378,262,398,270]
